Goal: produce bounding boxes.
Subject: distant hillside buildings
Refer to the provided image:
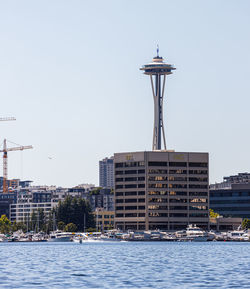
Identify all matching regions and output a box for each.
[0,179,114,226]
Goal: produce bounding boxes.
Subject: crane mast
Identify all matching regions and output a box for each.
[0,139,33,193]
[0,117,16,193]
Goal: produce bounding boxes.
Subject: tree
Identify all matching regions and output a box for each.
[242,219,250,230]
[46,209,56,233]
[89,187,101,195]
[64,223,77,232]
[209,209,219,218]
[37,208,46,232]
[57,221,65,231]
[31,210,37,232]
[23,213,31,232]
[56,196,95,231]
[0,215,11,234]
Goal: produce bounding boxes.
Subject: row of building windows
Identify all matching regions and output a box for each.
[116,176,208,182]
[148,198,207,203]
[116,213,145,218]
[116,205,207,211]
[97,215,114,218]
[210,191,250,197]
[115,162,207,168]
[116,212,208,218]
[149,212,208,217]
[210,200,250,204]
[116,191,208,197]
[116,191,145,196]
[116,206,145,211]
[148,162,207,168]
[148,169,207,175]
[116,199,145,203]
[211,207,250,212]
[148,176,208,182]
[148,191,208,196]
[116,198,207,204]
[116,184,145,189]
[115,162,145,168]
[148,184,208,189]
[115,169,145,175]
[116,177,145,182]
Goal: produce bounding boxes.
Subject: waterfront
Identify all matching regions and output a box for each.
[0,242,249,288]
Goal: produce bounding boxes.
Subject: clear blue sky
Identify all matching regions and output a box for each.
[0,0,250,187]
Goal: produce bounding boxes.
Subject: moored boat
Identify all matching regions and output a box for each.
[48,231,74,242]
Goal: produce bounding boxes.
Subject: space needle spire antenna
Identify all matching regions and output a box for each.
[140,48,175,151]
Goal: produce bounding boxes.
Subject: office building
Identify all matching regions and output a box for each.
[210,173,250,219]
[0,192,17,218]
[114,151,209,231]
[94,208,114,231]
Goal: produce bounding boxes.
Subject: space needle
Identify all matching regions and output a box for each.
[140,48,175,150]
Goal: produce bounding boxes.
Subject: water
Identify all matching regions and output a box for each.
[0,242,249,288]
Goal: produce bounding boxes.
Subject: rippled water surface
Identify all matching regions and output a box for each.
[0,241,249,288]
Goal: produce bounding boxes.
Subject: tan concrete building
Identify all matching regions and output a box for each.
[114,151,209,231]
[94,209,115,231]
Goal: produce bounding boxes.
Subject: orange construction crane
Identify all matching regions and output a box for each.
[0,139,33,193]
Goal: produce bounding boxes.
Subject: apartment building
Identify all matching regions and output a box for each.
[99,157,114,188]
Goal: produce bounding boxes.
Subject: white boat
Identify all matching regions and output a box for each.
[72,233,88,243]
[0,234,8,242]
[48,231,74,242]
[227,230,246,241]
[32,233,47,242]
[185,224,208,242]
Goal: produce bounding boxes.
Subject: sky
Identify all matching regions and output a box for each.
[0,0,250,187]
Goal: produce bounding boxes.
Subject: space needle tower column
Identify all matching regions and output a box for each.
[140,48,175,150]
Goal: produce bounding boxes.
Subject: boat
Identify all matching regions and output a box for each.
[185,224,208,241]
[32,232,47,242]
[72,233,88,243]
[47,231,74,242]
[175,224,208,242]
[227,230,247,241]
[0,234,8,242]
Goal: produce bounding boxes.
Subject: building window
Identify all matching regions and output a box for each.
[124,170,137,175]
[148,161,168,167]
[115,163,124,168]
[138,191,145,195]
[189,162,208,168]
[169,162,187,167]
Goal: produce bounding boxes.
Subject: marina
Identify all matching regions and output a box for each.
[1,225,250,243]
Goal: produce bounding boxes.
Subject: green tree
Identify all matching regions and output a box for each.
[56,196,95,231]
[15,222,27,232]
[242,219,250,230]
[46,209,56,233]
[209,209,219,218]
[86,227,96,232]
[31,210,37,232]
[64,223,77,232]
[57,221,65,231]
[37,208,46,232]
[89,187,101,195]
[23,213,31,232]
[0,215,11,234]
